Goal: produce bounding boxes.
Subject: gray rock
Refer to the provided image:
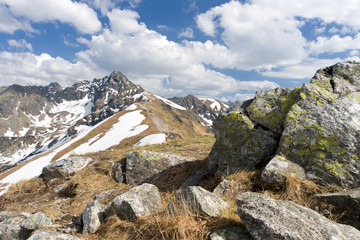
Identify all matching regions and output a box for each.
[0,211,31,224]
[72,214,83,226]
[82,200,106,234]
[41,156,91,181]
[208,111,278,175]
[27,230,82,240]
[94,189,115,201]
[315,188,360,209]
[112,160,125,183]
[209,227,253,240]
[53,184,68,194]
[260,155,306,186]
[126,150,196,185]
[0,224,31,240]
[212,180,229,196]
[181,170,207,188]
[20,212,52,230]
[108,183,162,222]
[168,186,229,217]
[236,192,360,240]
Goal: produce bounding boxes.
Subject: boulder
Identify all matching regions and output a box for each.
[260,155,306,186]
[125,150,195,185]
[0,224,31,240]
[41,156,91,181]
[236,192,360,240]
[0,211,31,224]
[209,227,253,240]
[82,200,106,234]
[108,183,162,222]
[208,110,278,175]
[27,230,82,240]
[181,170,207,188]
[212,180,229,196]
[20,212,52,230]
[94,189,115,201]
[168,186,229,217]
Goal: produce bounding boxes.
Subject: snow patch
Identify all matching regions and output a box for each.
[200,114,213,126]
[126,104,137,111]
[4,128,15,137]
[134,133,166,147]
[154,95,186,110]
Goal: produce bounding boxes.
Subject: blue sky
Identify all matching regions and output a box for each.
[1,0,360,102]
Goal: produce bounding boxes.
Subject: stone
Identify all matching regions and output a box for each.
[181,170,207,188]
[208,110,278,175]
[94,189,115,201]
[125,150,196,185]
[0,211,31,224]
[82,200,106,234]
[108,183,162,222]
[236,192,360,240]
[41,156,91,181]
[0,224,31,240]
[20,212,52,230]
[260,155,306,186]
[168,186,229,217]
[53,184,68,194]
[27,230,82,240]
[209,227,253,240]
[212,180,229,196]
[72,214,83,226]
[112,160,125,183]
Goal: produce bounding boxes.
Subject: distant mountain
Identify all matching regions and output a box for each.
[168,95,229,125]
[0,72,210,177]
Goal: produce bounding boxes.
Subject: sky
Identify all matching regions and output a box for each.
[1,0,360,102]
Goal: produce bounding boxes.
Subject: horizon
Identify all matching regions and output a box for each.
[1,0,360,102]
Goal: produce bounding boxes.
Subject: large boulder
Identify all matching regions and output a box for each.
[168,186,229,217]
[236,192,360,240]
[125,150,195,185]
[20,212,52,230]
[41,156,91,181]
[27,230,82,240]
[82,200,106,234]
[209,227,253,240]
[108,183,162,222]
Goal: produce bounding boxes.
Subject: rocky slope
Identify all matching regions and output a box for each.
[169,95,229,125]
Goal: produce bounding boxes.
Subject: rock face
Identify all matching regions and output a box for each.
[209,61,360,187]
[41,156,92,181]
[236,192,360,240]
[82,200,106,234]
[108,183,162,222]
[0,224,30,240]
[20,212,52,230]
[168,186,229,217]
[260,155,306,186]
[27,230,82,240]
[125,150,196,185]
[0,211,31,225]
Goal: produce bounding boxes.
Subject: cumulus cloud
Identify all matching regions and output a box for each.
[0,5,35,34]
[178,27,194,39]
[7,39,33,51]
[76,8,278,98]
[309,34,360,55]
[1,0,101,34]
[0,51,103,87]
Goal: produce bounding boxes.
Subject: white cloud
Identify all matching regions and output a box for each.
[0,5,35,34]
[0,51,103,87]
[178,27,194,39]
[349,50,359,56]
[75,8,279,98]
[1,0,101,34]
[7,39,33,51]
[309,34,360,55]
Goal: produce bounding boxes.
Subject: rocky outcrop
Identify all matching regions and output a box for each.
[260,155,306,186]
[41,156,92,181]
[27,230,82,240]
[236,192,360,240]
[82,200,106,234]
[0,224,31,240]
[108,183,162,222]
[168,186,229,217]
[125,150,196,185]
[209,61,360,187]
[0,211,31,225]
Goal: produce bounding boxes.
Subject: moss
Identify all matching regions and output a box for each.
[352,155,359,160]
[324,161,344,176]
